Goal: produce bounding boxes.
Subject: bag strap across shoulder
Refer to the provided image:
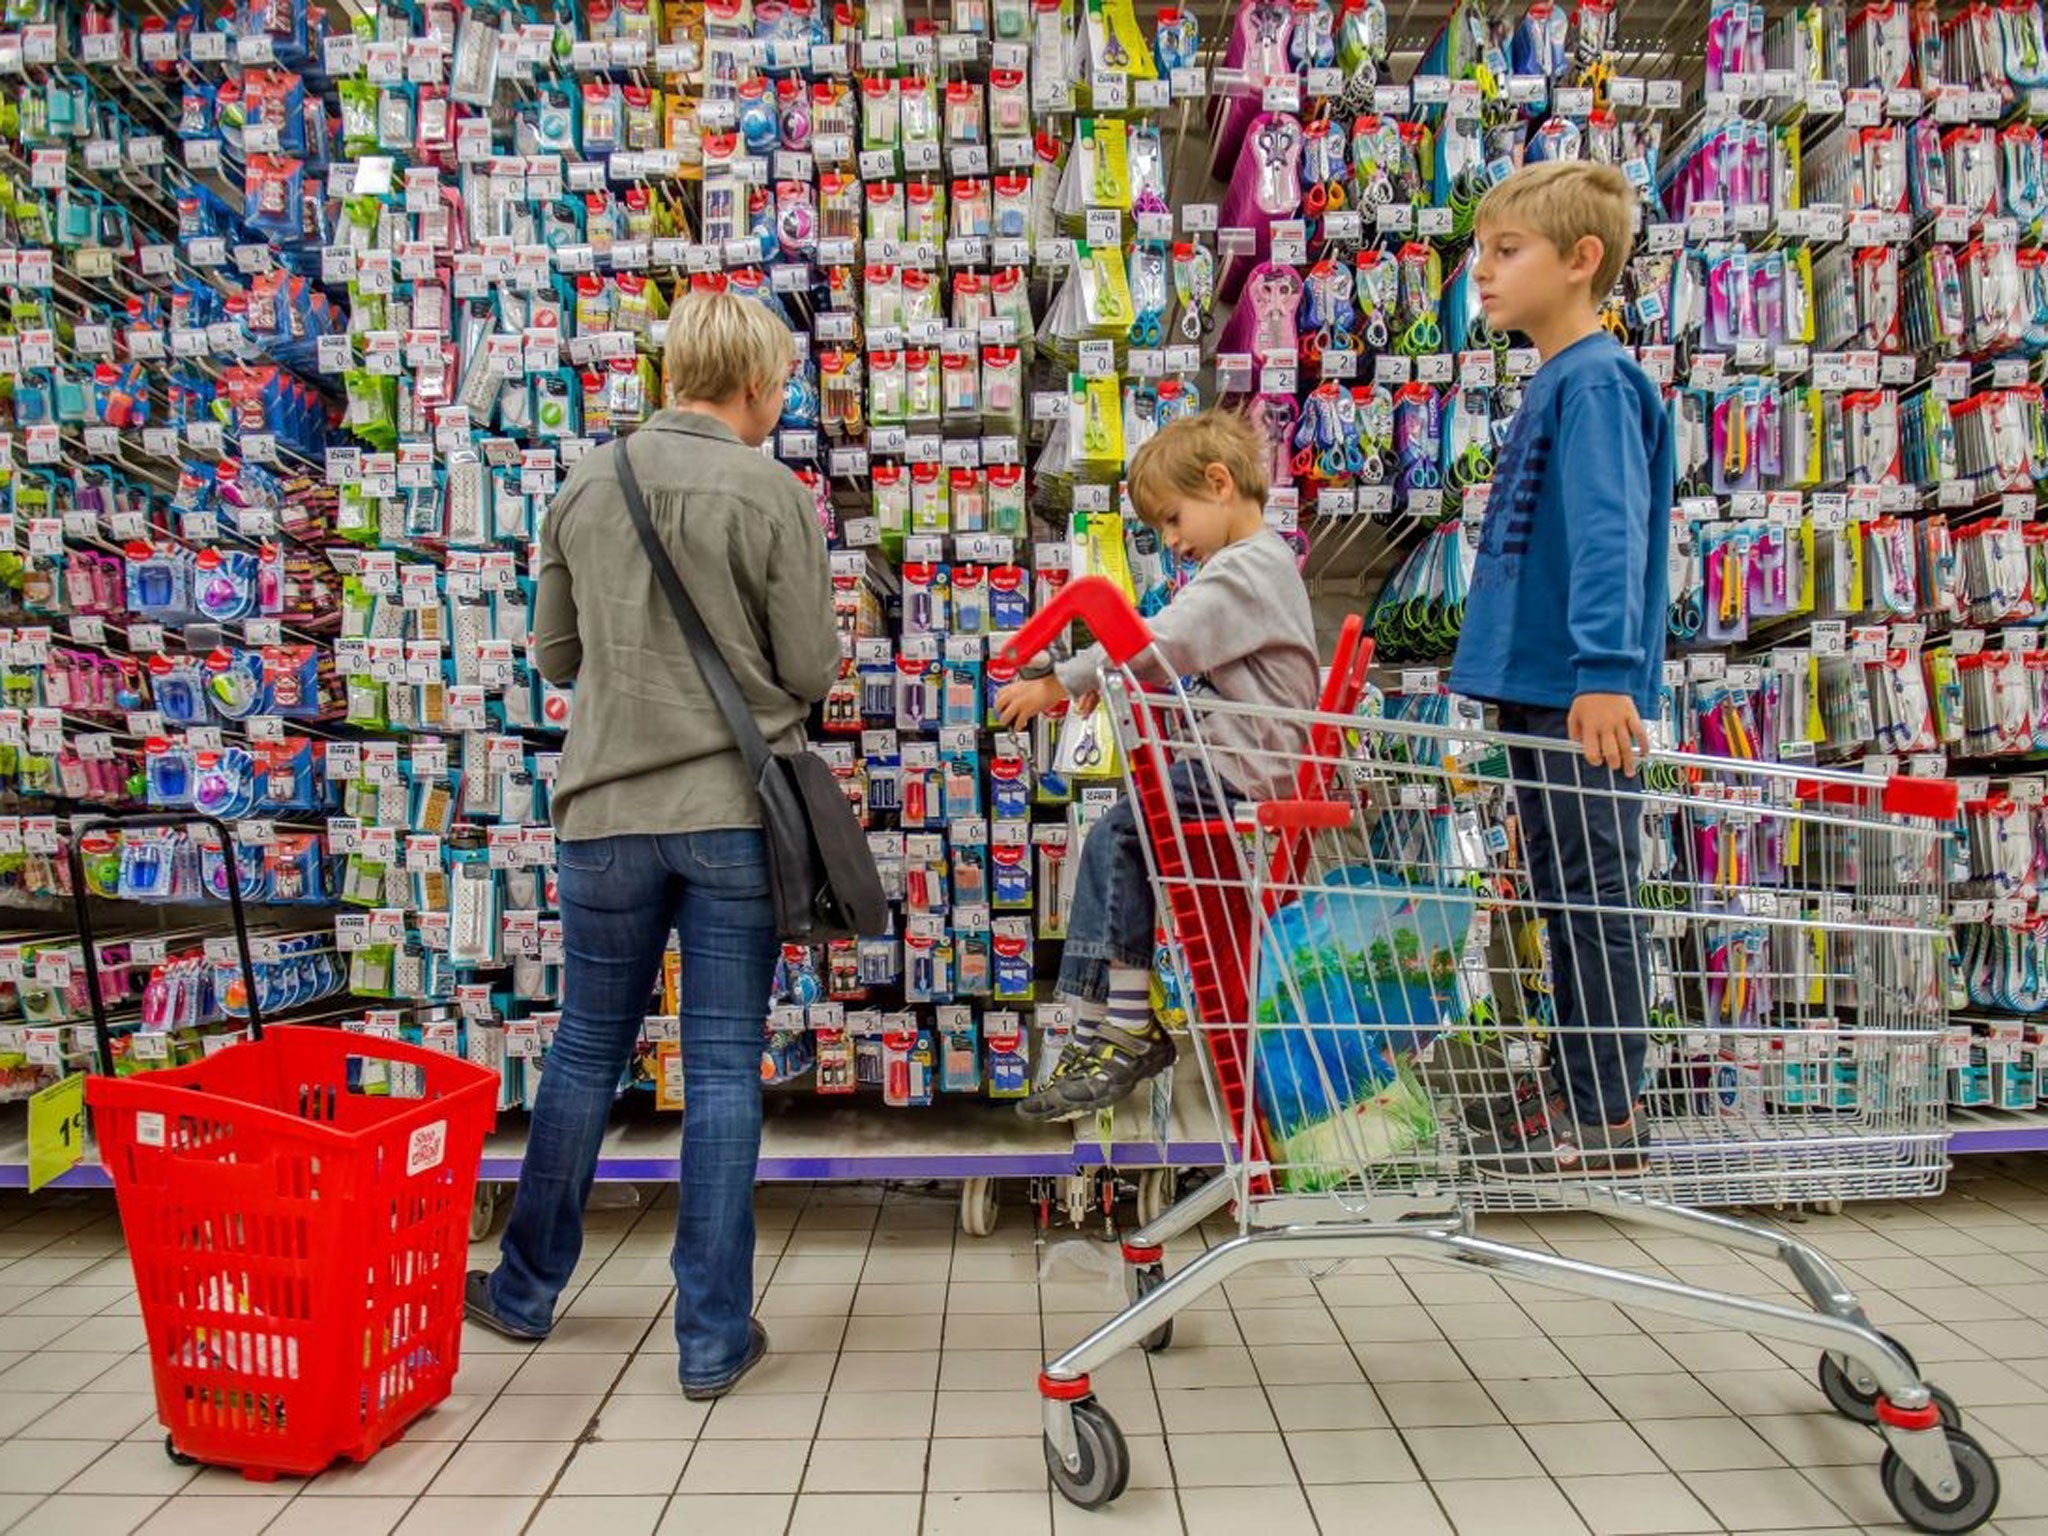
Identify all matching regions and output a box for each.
[613,438,774,778]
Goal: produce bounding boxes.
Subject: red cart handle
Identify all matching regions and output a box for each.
[998,575,1155,670]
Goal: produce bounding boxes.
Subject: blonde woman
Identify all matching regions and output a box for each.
[467,291,838,1399]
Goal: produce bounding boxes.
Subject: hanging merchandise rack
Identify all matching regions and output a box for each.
[1,0,2048,1242]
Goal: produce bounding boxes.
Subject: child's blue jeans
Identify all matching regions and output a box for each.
[1058,760,1234,1003]
[1498,702,1653,1127]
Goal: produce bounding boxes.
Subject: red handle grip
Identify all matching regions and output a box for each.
[998,575,1156,669]
[1793,775,1960,822]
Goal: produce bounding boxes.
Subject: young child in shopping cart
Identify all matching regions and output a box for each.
[1448,161,1677,1176]
[995,410,1320,1121]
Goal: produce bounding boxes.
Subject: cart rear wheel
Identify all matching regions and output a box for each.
[1132,1263,1173,1353]
[1820,1332,1928,1424]
[1045,1398,1129,1510]
[960,1178,1000,1238]
[1881,1428,2000,1533]
[469,1183,501,1244]
[1134,1169,1173,1229]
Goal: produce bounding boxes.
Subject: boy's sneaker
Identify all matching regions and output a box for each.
[464,1270,550,1342]
[1460,1072,1547,1136]
[1466,1093,1651,1178]
[1016,1022,1177,1123]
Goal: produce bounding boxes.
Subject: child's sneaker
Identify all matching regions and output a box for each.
[1466,1093,1650,1177]
[1460,1072,1547,1135]
[1016,1022,1177,1122]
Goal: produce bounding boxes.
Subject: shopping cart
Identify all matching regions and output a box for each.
[65,811,499,1480]
[1002,579,1999,1534]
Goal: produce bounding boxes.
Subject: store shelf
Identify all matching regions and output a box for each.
[0,1069,1231,1191]
[3,1084,2039,1193]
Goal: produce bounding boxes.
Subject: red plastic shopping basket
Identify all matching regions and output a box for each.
[86,1026,498,1478]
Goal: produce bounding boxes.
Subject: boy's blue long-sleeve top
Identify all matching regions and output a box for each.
[1448,332,1674,715]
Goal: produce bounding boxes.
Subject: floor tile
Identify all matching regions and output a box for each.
[468,1390,605,1441]
[553,1438,691,1497]
[0,1438,115,1494]
[675,1437,809,1495]
[524,1493,667,1536]
[1265,1382,1390,1432]
[1521,1420,1665,1477]
[1156,1385,1275,1434]
[1179,1482,1319,1535]
[932,1390,1047,1438]
[841,1349,945,1393]
[62,1441,197,1497]
[426,1439,572,1498]
[921,1490,1054,1536]
[1306,1480,1452,1533]
[822,1388,938,1439]
[801,1436,927,1492]
[6,1493,170,1535]
[1163,1430,1297,1487]
[133,1493,281,1536]
[655,1493,795,1535]
[394,1496,539,1536]
[1051,1486,1183,1535]
[1680,1467,1852,1528]
[1554,1471,1721,1535]
[925,1435,1049,1492]
[1433,1475,1592,1535]
[504,1351,630,1394]
[698,1389,825,1440]
[1285,1426,1420,1484]
[1632,1415,1786,1471]
[1377,1380,1508,1427]
[264,1495,415,1532]
[788,1492,926,1534]
[590,1394,710,1440]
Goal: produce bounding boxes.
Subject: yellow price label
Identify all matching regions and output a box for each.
[27,1071,86,1192]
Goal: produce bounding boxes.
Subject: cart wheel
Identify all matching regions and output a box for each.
[1134,1169,1173,1230]
[164,1435,197,1467]
[960,1178,1000,1238]
[1045,1397,1130,1510]
[1130,1262,1174,1353]
[1880,1428,2000,1534]
[468,1183,501,1244]
[1820,1331,1922,1424]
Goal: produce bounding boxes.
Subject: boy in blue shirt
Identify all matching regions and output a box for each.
[1448,161,1675,1176]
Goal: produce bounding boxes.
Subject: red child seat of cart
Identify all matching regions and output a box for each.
[1001,577,1373,1187]
[87,1026,498,1480]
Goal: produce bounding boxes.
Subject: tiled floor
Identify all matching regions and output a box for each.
[0,1158,2045,1535]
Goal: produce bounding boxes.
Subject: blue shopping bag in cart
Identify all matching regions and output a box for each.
[1249,868,1475,1189]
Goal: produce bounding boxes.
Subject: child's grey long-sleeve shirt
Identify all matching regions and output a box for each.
[1055,530,1319,799]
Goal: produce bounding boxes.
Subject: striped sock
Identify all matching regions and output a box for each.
[1069,996,1109,1047]
[1103,965,1156,1042]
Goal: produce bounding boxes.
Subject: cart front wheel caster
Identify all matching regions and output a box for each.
[960,1177,1000,1238]
[1821,1333,1941,1424]
[1045,1397,1129,1510]
[164,1435,197,1468]
[1880,1428,2000,1534]
[1130,1263,1173,1353]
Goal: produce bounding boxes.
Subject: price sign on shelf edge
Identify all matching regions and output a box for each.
[27,1071,86,1192]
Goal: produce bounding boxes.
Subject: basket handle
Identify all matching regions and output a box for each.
[997,575,1155,670]
[67,810,264,1077]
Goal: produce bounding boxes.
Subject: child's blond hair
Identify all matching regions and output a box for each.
[1475,161,1639,298]
[663,288,794,404]
[1126,410,1271,525]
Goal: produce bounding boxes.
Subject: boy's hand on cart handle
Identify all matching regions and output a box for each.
[996,674,1067,729]
[1074,691,1100,717]
[1569,693,1650,778]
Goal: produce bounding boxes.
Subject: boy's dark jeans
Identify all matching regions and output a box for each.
[1058,760,1234,1004]
[1497,702,1652,1128]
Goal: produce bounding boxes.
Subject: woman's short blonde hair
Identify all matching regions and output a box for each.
[663,288,794,404]
[1475,160,1640,297]
[1126,409,1271,523]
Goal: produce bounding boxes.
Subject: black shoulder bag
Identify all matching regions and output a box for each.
[613,440,886,943]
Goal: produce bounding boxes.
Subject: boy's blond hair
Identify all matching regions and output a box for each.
[664,288,794,404]
[1126,409,1271,524]
[1475,161,1639,298]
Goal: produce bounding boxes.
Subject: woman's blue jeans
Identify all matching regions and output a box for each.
[485,829,779,1390]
